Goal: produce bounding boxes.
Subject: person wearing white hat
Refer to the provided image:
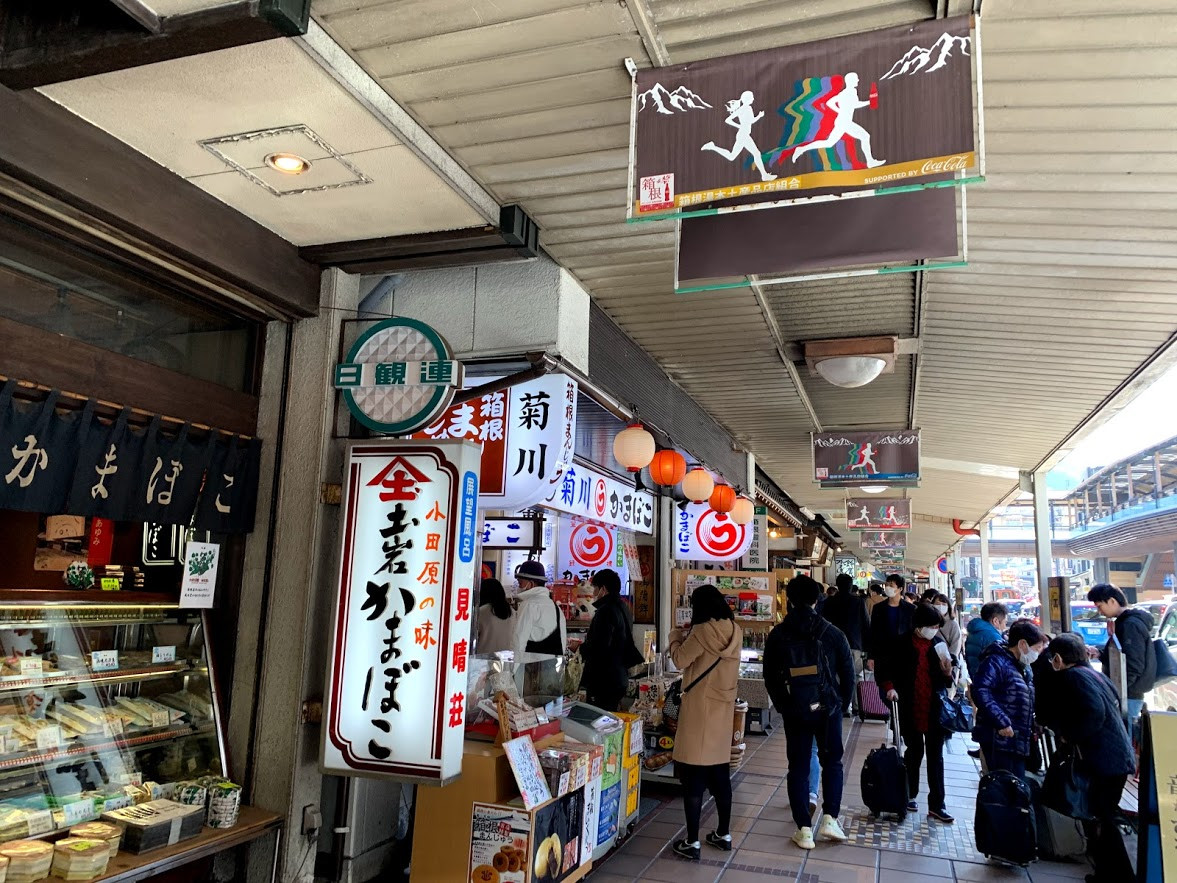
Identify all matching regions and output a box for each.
[511,560,567,657]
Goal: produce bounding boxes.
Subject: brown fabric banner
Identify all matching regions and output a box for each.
[677,187,958,282]
[631,16,977,217]
[812,430,920,485]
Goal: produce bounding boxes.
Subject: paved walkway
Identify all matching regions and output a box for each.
[589,718,1097,883]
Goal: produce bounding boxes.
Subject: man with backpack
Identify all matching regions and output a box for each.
[764,575,855,850]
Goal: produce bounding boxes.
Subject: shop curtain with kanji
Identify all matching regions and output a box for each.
[0,383,261,533]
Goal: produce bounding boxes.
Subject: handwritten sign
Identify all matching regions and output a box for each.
[25,810,52,836]
[151,646,177,664]
[35,726,62,751]
[502,735,552,810]
[18,657,43,677]
[100,577,121,591]
[91,650,119,672]
[63,799,97,825]
[628,719,644,758]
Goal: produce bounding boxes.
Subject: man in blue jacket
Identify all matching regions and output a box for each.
[965,602,1008,681]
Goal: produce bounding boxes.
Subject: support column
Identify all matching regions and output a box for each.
[658,496,675,651]
[1095,557,1110,585]
[980,521,992,604]
[1028,469,1054,625]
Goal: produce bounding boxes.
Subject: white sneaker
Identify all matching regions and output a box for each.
[792,826,816,850]
[818,814,847,842]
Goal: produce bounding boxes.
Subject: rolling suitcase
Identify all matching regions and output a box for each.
[856,671,891,722]
[860,699,908,821]
[975,770,1037,866]
[1026,732,1087,861]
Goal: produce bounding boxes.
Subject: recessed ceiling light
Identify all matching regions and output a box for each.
[860,485,889,494]
[265,152,311,175]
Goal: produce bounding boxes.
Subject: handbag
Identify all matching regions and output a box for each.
[1042,745,1094,821]
[938,688,974,733]
[662,656,723,735]
[1154,638,1177,685]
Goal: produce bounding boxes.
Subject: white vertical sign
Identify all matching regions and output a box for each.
[742,506,769,570]
[179,542,220,608]
[322,441,482,783]
[674,503,754,562]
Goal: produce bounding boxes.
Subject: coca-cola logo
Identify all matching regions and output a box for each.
[695,510,747,558]
[920,154,970,174]
[569,521,613,569]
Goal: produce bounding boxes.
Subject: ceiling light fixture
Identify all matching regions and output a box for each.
[265,152,312,175]
[859,485,889,494]
[803,336,899,389]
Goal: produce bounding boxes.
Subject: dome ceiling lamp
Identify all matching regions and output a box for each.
[803,336,899,389]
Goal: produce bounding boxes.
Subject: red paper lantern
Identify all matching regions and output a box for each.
[709,483,736,513]
[649,449,687,486]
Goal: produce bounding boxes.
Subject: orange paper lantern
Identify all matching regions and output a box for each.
[649,449,687,486]
[709,483,736,513]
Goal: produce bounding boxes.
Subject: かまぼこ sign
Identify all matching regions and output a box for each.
[323,441,481,782]
[675,502,754,562]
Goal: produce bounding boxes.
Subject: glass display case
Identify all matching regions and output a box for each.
[0,594,225,841]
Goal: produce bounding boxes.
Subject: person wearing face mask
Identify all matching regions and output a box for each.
[577,569,643,711]
[882,603,956,823]
[1041,633,1135,883]
[934,593,963,659]
[511,560,567,658]
[971,619,1046,777]
[866,574,915,695]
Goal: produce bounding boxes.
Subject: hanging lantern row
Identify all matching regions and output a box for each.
[612,425,756,518]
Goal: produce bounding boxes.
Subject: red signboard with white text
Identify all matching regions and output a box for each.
[322,441,481,783]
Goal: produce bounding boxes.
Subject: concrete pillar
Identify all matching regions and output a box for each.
[1029,469,1054,624]
[1095,557,1110,585]
[229,269,366,882]
[980,521,992,603]
[658,496,675,651]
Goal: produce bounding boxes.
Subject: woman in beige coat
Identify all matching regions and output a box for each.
[668,584,743,861]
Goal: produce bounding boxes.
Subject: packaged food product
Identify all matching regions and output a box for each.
[50,838,109,881]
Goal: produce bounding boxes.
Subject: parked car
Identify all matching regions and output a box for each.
[1069,601,1109,646]
[1137,600,1173,637]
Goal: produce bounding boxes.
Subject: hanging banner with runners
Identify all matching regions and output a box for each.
[846,498,912,530]
[858,530,908,550]
[812,430,921,486]
[627,15,981,220]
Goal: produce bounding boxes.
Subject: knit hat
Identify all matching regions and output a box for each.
[514,560,548,584]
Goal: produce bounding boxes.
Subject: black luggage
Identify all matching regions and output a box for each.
[975,770,1037,866]
[860,699,908,821]
[1026,732,1087,861]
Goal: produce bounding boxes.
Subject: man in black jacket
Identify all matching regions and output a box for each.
[1089,583,1156,726]
[764,576,854,850]
[823,574,870,654]
[867,573,916,689]
[578,569,641,711]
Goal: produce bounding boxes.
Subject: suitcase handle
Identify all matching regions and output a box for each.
[889,697,904,754]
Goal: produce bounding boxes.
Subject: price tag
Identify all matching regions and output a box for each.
[100,577,121,591]
[150,710,170,729]
[63,799,96,825]
[151,646,176,664]
[102,795,132,811]
[18,657,43,677]
[101,716,124,739]
[90,650,119,672]
[35,726,62,751]
[25,809,52,836]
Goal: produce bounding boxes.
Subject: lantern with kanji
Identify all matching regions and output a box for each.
[649,449,687,486]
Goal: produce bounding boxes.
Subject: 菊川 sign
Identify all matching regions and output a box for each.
[813,429,920,486]
[629,15,980,218]
[323,441,481,782]
[543,461,655,536]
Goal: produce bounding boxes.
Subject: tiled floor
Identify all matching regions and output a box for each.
[588,718,1097,882]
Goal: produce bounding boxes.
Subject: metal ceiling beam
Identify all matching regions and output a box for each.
[625,0,671,67]
[749,278,822,432]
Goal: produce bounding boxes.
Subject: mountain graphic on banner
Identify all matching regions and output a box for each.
[880,32,971,79]
[637,83,712,114]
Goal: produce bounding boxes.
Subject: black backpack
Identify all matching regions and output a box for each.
[772,616,833,720]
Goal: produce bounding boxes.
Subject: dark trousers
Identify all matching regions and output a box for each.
[901,723,945,811]
[677,762,732,843]
[784,710,845,829]
[1082,773,1132,882]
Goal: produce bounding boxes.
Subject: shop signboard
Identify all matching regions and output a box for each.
[480,517,538,550]
[677,187,961,287]
[675,503,754,562]
[858,530,907,550]
[846,497,911,530]
[628,16,980,219]
[542,461,656,536]
[334,317,463,436]
[557,517,627,585]
[416,375,577,511]
[834,556,858,578]
[812,429,920,485]
[323,440,482,782]
[741,505,769,570]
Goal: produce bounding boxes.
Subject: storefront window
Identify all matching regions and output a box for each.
[0,218,259,393]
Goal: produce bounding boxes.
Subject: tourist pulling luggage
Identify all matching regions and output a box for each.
[856,670,891,722]
[861,698,909,821]
[975,770,1037,866]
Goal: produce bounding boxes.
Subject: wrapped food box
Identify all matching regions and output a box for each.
[51,838,110,881]
[101,799,204,854]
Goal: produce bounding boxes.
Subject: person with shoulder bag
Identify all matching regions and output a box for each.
[881,603,956,823]
[666,584,743,862]
[1042,633,1135,883]
[763,576,855,851]
[578,569,644,711]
